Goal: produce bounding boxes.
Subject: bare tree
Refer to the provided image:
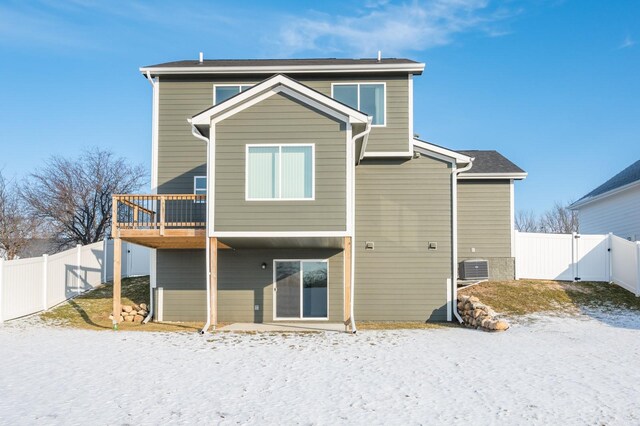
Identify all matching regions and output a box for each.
[0,171,39,259]
[515,210,539,232]
[22,149,146,249]
[539,201,579,234]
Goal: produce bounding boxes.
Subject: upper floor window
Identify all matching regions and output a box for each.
[214,85,253,104]
[194,176,206,195]
[332,83,386,126]
[246,144,314,200]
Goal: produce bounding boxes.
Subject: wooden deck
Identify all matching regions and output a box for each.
[112,194,210,249]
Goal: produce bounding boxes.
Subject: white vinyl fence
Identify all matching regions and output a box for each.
[0,240,150,322]
[515,231,640,295]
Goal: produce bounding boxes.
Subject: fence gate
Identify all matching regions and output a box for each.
[515,232,609,282]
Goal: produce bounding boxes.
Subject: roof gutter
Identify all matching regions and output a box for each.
[569,179,640,210]
[139,63,426,76]
[356,117,373,165]
[451,158,474,323]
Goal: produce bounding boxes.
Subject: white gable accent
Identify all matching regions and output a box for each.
[189,74,369,127]
[412,139,472,165]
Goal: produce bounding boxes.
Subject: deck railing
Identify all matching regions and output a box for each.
[112,194,206,236]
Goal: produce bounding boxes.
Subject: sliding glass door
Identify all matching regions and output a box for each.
[275,260,328,320]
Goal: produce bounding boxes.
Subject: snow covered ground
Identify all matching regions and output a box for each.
[1,311,640,425]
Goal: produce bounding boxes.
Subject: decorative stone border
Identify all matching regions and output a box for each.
[458,295,509,331]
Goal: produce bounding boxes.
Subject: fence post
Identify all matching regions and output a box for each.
[608,233,613,284]
[0,258,4,323]
[571,232,578,282]
[42,254,48,311]
[76,244,82,294]
[102,238,108,283]
[514,230,519,280]
[636,242,640,297]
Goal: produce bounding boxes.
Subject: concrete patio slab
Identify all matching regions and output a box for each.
[217,322,346,332]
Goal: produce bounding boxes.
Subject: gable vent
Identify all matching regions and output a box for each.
[459,259,489,280]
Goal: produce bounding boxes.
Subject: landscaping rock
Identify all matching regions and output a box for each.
[457,294,509,332]
[140,303,147,310]
[122,305,133,313]
[134,315,143,322]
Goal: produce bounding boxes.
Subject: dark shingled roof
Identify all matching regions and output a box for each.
[577,160,640,201]
[457,150,525,174]
[143,58,420,68]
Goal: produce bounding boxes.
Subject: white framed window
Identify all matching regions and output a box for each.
[246,144,314,201]
[331,82,386,126]
[273,259,328,320]
[214,84,253,104]
[194,176,206,202]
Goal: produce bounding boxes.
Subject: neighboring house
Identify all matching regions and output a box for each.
[110,57,526,330]
[570,160,640,241]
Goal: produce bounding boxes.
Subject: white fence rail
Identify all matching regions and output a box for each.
[515,231,640,295]
[0,240,150,322]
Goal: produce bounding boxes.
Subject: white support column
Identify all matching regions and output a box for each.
[0,258,4,323]
[76,244,82,294]
[42,254,48,311]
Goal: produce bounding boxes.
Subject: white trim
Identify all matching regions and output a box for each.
[209,124,216,234]
[245,143,316,201]
[213,83,254,105]
[458,172,528,180]
[346,124,354,235]
[212,231,349,238]
[331,82,387,127]
[144,72,159,194]
[190,74,368,126]
[413,147,456,165]
[362,150,413,158]
[140,63,426,75]
[412,140,472,164]
[149,249,156,289]
[408,74,414,154]
[510,179,515,258]
[157,287,163,321]
[273,259,329,321]
[569,180,640,210]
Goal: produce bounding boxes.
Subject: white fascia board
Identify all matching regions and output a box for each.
[569,180,640,210]
[140,63,426,75]
[458,172,528,180]
[412,139,472,164]
[363,150,413,158]
[190,74,368,126]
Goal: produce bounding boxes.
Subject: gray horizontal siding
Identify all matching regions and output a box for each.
[156,75,410,197]
[457,180,512,259]
[214,92,347,232]
[156,248,343,323]
[355,156,453,321]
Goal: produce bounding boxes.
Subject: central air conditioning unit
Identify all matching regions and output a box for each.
[459,259,489,280]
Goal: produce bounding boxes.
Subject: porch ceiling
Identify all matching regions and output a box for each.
[218,236,345,249]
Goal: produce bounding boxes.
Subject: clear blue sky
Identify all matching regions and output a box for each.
[1,0,638,214]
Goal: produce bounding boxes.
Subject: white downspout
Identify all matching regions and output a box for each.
[189,123,212,334]
[451,158,474,323]
[143,71,158,324]
[349,117,373,333]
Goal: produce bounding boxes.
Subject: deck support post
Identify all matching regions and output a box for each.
[210,237,218,328]
[112,237,122,330]
[344,236,352,331]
